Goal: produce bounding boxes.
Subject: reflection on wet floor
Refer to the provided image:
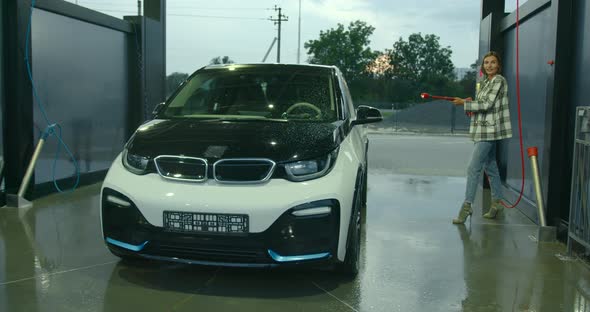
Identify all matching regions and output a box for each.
[1,135,590,311]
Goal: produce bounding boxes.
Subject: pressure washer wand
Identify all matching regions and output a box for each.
[420,93,455,101]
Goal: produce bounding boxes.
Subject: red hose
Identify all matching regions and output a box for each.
[499,0,525,209]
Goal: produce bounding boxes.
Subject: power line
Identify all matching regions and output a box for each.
[168,6,269,11]
[168,13,267,20]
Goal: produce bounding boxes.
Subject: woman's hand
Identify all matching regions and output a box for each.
[452,97,472,106]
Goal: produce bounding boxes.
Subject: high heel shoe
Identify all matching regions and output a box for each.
[483,199,503,219]
[452,202,473,224]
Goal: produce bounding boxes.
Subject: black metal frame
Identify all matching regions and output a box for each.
[544,0,575,232]
[34,0,133,33]
[500,0,551,32]
[124,15,144,139]
[480,0,577,231]
[1,0,165,200]
[2,0,34,196]
[480,0,505,59]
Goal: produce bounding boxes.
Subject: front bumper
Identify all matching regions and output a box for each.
[102,188,340,267]
[101,148,360,261]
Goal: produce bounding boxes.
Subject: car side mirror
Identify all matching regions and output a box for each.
[152,102,165,117]
[351,105,383,126]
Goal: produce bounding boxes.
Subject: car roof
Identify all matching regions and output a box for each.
[201,63,338,72]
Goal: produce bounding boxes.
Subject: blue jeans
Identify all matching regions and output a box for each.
[465,141,503,204]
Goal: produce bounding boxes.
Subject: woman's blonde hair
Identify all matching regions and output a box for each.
[480,51,502,76]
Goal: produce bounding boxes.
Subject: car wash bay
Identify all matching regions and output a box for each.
[2,134,589,312]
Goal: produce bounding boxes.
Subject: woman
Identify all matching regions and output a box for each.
[451,51,512,224]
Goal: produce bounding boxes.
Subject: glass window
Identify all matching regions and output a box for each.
[338,70,355,120]
[162,66,338,123]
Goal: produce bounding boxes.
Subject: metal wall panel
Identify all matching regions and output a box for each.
[571,1,590,112]
[31,8,127,184]
[0,1,3,192]
[479,14,492,61]
[502,7,552,202]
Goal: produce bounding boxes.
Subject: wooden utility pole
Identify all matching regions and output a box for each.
[269,6,288,63]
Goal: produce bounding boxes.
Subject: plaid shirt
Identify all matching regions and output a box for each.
[464,74,513,141]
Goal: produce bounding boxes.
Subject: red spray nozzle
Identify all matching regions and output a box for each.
[527,147,538,157]
[420,93,455,101]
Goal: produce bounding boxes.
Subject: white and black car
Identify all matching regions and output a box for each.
[101,63,382,276]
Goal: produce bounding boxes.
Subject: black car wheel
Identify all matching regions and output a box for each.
[362,166,368,209]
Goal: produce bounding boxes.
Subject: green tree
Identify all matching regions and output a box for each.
[209,56,234,65]
[387,33,455,83]
[304,20,377,82]
[459,60,478,98]
[166,72,189,97]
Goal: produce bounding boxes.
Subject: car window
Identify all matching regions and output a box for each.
[344,80,356,120]
[162,67,338,123]
[337,71,355,120]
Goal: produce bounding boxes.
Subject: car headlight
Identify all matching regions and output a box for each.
[122,149,149,175]
[283,148,338,182]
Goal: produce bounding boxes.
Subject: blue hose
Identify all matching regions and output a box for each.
[26,0,80,193]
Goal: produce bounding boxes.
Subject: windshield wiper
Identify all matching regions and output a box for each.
[198,117,287,123]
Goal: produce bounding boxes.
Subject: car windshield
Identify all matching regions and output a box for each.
[161,66,338,122]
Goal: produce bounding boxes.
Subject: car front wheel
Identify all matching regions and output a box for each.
[337,188,362,277]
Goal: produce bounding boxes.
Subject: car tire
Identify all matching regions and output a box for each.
[362,142,369,209]
[361,166,368,225]
[362,165,368,209]
[337,186,362,278]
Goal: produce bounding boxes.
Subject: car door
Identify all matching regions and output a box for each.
[337,72,367,164]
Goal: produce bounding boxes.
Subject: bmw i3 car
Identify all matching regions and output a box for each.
[100,63,382,276]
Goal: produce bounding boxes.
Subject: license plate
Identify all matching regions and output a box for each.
[163,211,249,233]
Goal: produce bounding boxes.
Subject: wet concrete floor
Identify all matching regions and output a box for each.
[1,134,589,311]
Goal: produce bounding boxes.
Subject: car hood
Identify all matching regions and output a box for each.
[126,119,347,163]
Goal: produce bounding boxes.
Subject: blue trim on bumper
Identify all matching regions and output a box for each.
[267,249,330,262]
[139,254,281,268]
[106,237,148,252]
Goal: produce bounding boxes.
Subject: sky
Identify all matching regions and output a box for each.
[64,0,524,75]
